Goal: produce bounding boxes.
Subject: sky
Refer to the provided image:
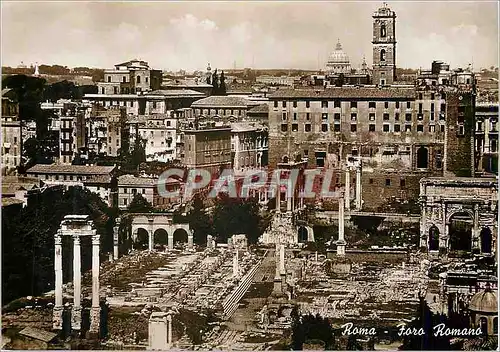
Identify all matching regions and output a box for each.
[1,1,499,71]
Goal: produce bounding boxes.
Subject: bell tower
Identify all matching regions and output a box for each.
[372,3,396,85]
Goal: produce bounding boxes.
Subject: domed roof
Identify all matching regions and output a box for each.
[469,288,498,313]
[327,40,350,64]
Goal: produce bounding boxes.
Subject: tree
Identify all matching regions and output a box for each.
[127,194,153,213]
[211,69,219,94]
[183,194,213,245]
[291,313,335,350]
[219,70,227,95]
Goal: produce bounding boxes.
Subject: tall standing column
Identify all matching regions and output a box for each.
[89,232,101,335]
[472,203,479,251]
[233,249,239,278]
[168,232,174,250]
[344,168,351,211]
[167,313,173,348]
[148,229,154,252]
[72,235,82,331]
[53,233,63,330]
[279,244,285,275]
[276,182,281,212]
[355,165,362,210]
[113,219,120,260]
[187,231,194,249]
[337,197,346,256]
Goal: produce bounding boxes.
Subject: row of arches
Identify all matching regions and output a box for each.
[134,228,190,250]
[428,212,493,253]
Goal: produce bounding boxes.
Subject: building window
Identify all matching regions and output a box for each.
[395,113,400,121]
[407,101,411,109]
[282,101,286,108]
[369,124,376,132]
[431,93,435,100]
[293,113,297,120]
[417,124,424,132]
[292,123,298,132]
[293,101,297,108]
[305,124,311,132]
[333,124,340,132]
[306,101,310,108]
[123,76,127,83]
[274,101,278,108]
[334,100,341,108]
[107,76,111,83]
[400,179,406,188]
[435,150,443,169]
[137,76,141,84]
[416,146,429,168]
[440,125,445,133]
[322,113,328,120]
[282,113,287,121]
[394,124,401,132]
[369,102,376,109]
[384,101,389,109]
[458,124,465,136]
[383,124,390,132]
[491,139,497,152]
[405,113,412,121]
[123,198,128,205]
[334,113,340,120]
[351,124,357,132]
[142,189,146,194]
[351,113,357,121]
[124,188,127,194]
[145,77,148,83]
[306,113,310,120]
[380,49,386,62]
[430,112,435,121]
[369,113,376,121]
[380,23,386,37]
[281,124,288,132]
[321,101,328,108]
[429,125,436,133]
[321,124,328,132]
[351,101,357,108]
[385,178,391,186]
[383,113,389,121]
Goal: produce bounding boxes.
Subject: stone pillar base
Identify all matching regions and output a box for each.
[89,307,101,336]
[52,306,64,330]
[71,306,82,331]
[336,240,347,256]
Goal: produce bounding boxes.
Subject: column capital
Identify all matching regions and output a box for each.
[92,234,101,245]
[73,235,81,245]
[55,234,62,245]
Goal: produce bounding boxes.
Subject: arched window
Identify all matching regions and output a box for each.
[381,23,387,38]
[417,146,429,169]
[137,75,141,84]
[380,49,386,62]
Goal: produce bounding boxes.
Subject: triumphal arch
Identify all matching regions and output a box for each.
[419,177,498,255]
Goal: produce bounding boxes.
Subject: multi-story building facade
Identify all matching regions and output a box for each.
[475,102,498,174]
[191,96,262,122]
[268,83,476,211]
[117,174,181,209]
[231,122,269,171]
[182,122,232,176]
[26,164,116,187]
[97,59,162,95]
[2,89,22,174]
[105,106,129,157]
[85,89,205,116]
[59,106,86,164]
[128,114,178,162]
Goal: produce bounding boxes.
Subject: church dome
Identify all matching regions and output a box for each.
[469,288,497,313]
[328,41,350,64]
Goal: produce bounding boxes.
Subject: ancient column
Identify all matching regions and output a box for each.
[273,243,282,294]
[89,232,101,335]
[472,203,480,251]
[148,229,154,252]
[276,182,281,212]
[167,313,173,348]
[344,167,351,211]
[187,231,194,249]
[286,179,292,212]
[337,197,346,256]
[355,164,362,210]
[279,244,285,275]
[168,232,174,250]
[72,235,82,331]
[113,219,120,260]
[53,232,63,330]
[233,249,239,278]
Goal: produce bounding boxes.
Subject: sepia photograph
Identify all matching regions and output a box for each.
[1,1,499,350]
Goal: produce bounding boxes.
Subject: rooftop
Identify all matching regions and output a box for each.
[2,198,24,207]
[118,174,157,186]
[191,96,251,108]
[26,164,116,175]
[268,87,416,99]
[147,89,206,97]
[247,103,269,114]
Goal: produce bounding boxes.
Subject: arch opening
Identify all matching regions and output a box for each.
[173,228,189,249]
[298,226,308,243]
[417,146,429,169]
[380,49,386,62]
[479,317,488,336]
[134,228,149,250]
[154,228,168,250]
[480,227,492,254]
[449,212,473,252]
[428,225,440,251]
